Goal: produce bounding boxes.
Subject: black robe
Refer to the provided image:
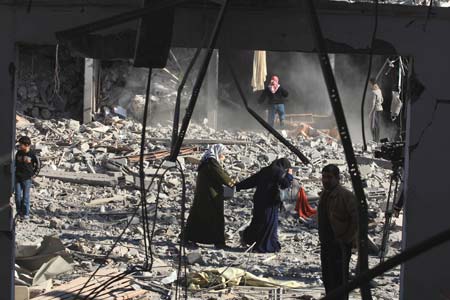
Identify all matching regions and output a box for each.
[184,158,233,245]
[236,159,292,253]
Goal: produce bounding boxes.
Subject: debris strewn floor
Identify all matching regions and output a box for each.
[15,116,402,299]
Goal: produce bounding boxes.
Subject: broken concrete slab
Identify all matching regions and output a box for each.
[79,143,90,152]
[16,236,73,271]
[16,244,40,258]
[15,285,29,300]
[161,271,178,285]
[66,120,80,131]
[187,251,203,264]
[32,255,73,286]
[86,195,126,207]
[39,169,118,187]
[16,115,31,129]
[356,155,392,170]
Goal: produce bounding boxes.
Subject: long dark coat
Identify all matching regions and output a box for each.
[236,159,292,253]
[184,158,234,245]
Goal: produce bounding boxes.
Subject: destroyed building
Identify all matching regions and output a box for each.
[1,1,450,300]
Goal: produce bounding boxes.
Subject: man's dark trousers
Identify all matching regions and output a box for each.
[320,239,352,300]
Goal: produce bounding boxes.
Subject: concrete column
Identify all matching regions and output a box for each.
[83,58,99,124]
[206,50,219,129]
[0,7,17,300]
[196,49,219,129]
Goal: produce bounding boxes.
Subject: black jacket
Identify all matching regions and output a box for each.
[258,86,289,105]
[15,150,40,181]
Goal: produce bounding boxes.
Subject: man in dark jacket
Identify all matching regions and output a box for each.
[15,136,40,219]
[258,75,289,128]
[318,164,358,300]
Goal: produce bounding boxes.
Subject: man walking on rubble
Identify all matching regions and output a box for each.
[15,136,40,220]
[318,164,358,300]
[258,75,289,128]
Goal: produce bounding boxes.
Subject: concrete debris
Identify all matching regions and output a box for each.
[16,236,72,272]
[187,251,204,265]
[86,195,126,207]
[14,286,29,300]
[16,45,83,120]
[161,271,178,285]
[15,115,401,300]
[16,114,31,128]
[32,268,151,300]
[39,169,119,187]
[32,256,73,286]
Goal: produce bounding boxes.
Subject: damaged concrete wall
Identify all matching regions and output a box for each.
[0,6,17,300]
[17,45,84,120]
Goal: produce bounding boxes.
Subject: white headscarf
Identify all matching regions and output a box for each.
[201,144,227,163]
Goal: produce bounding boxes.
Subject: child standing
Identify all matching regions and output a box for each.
[15,136,40,219]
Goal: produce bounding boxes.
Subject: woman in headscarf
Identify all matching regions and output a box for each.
[236,158,293,253]
[184,144,235,248]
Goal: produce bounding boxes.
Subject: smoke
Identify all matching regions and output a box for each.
[265,52,390,143]
[268,52,330,115]
[101,49,401,142]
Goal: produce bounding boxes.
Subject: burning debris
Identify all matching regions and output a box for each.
[14,114,402,299]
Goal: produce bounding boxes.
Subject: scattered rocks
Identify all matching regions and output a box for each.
[187,251,203,264]
[14,114,400,300]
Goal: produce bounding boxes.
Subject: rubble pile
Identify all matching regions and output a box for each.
[99,50,195,122]
[16,46,194,124]
[16,45,84,120]
[15,115,402,299]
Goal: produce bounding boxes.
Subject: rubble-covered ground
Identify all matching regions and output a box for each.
[15,115,403,300]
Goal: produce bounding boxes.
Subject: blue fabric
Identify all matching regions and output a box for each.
[236,160,293,253]
[268,104,286,127]
[15,179,32,217]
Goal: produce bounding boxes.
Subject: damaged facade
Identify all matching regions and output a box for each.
[2,1,450,300]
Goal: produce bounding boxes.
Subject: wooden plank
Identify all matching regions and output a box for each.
[33,269,150,300]
[33,269,120,300]
[35,278,130,300]
[81,279,132,300]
